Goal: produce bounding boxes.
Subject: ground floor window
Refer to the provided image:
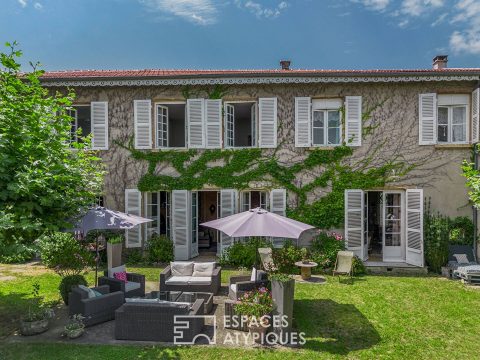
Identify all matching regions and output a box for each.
[144,191,170,240]
[240,190,268,211]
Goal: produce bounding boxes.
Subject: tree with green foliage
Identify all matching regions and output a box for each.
[0,42,104,244]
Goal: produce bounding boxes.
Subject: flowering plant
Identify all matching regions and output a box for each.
[234,287,273,321]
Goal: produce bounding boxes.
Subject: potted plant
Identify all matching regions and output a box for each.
[107,235,123,269]
[269,273,295,338]
[64,314,85,339]
[20,283,49,336]
[234,287,273,344]
[300,247,310,264]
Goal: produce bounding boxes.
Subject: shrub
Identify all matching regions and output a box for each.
[449,216,474,245]
[310,232,345,270]
[124,249,145,265]
[147,234,174,263]
[59,274,87,305]
[352,256,367,275]
[272,240,302,274]
[38,232,93,276]
[221,237,271,268]
[424,204,450,273]
[0,242,36,263]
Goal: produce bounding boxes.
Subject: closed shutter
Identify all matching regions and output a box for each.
[91,101,108,150]
[295,97,311,147]
[419,93,437,145]
[406,189,424,267]
[472,88,479,143]
[187,99,205,148]
[345,96,362,147]
[220,189,237,255]
[125,189,142,248]
[172,190,191,260]
[205,99,222,148]
[258,97,278,148]
[344,190,364,259]
[134,100,152,149]
[270,189,286,248]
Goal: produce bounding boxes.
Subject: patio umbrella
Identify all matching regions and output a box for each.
[200,207,315,239]
[72,207,152,285]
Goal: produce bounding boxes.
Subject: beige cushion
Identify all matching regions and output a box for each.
[108,264,126,278]
[125,281,140,292]
[230,284,237,294]
[250,267,257,282]
[165,276,191,285]
[192,262,215,277]
[454,254,470,264]
[170,262,194,276]
[188,277,212,285]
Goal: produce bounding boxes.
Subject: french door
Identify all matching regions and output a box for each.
[382,191,404,262]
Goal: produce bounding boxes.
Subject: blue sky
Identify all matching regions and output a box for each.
[1,0,479,71]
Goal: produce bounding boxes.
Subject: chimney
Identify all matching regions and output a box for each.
[432,55,448,70]
[280,60,291,71]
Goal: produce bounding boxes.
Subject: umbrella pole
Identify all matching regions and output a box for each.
[95,236,99,287]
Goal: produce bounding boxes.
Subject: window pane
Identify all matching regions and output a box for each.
[328,128,340,145]
[385,233,401,247]
[328,111,340,127]
[438,125,448,142]
[452,124,466,142]
[438,107,448,125]
[385,194,401,207]
[452,107,466,125]
[76,106,91,138]
[313,128,324,145]
[313,111,324,127]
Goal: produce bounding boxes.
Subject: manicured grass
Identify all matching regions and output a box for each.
[1,263,480,359]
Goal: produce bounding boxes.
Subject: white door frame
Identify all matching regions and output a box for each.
[382,191,405,262]
[191,191,199,258]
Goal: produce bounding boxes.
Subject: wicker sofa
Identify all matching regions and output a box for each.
[160,262,221,295]
[68,285,125,327]
[114,299,205,342]
[228,269,269,300]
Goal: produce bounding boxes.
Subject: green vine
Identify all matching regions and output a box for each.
[119,96,412,229]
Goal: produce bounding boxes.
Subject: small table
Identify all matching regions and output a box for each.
[145,291,214,314]
[295,261,318,280]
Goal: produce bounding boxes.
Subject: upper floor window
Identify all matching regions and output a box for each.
[69,105,91,144]
[437,94,468,144]
[312,99,342,146]
[155,103,186,148]
[224,102,257,148]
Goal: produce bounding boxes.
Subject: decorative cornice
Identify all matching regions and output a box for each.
[41,75,479,87]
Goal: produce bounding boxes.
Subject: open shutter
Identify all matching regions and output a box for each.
[295,97,311,147]
[172,190,191,260]
[205,99,222,148]
[91,101,108,150]
[258,97,277,148]
[419,93,437,145]
[187,99,205,148]
[270,189,287,248]
[125,189,142,248]
[406,189,424,267]
[472,88,479,143]
[345,190,364,260]
[134,100,152,149]
[220,189,237,256]
[345,96,362,146]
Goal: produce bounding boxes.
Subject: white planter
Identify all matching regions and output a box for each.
[107,242,122,269]
[271,278,295,338]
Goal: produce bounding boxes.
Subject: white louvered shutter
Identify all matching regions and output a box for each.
[187,99,205,148]
[91,101,108,150]
[205,99,222,148]
[220,189,237,256]
[345,96,362,147]
[406,189,424,267]
[258,97,278,148]
[125,189,142,248]
[295,97,311,147]
[134,100,152,149]
[344,190,364,260]
[472,88,479,143]
[172,190,191,260]
[419,93,437,145]
[270,189,287,248]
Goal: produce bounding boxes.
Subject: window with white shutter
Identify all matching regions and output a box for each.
[224,101,257,148]
[125,189,142,248]
[172,190,191,260]
[205,99,222,148]
[91,101,108,150]
[270,189,286,248]
[134,100,152,149]
[406,189,424,267]
[155,102,186,148]
[344,189,365,260]
[219,189,238,255]
[345,96,362,147]
[187,99,205,148]
[295,97,311,147]
[258,98,277,148]
[472,88,479,143]
[312,98,343,147]
[419,93,437,145]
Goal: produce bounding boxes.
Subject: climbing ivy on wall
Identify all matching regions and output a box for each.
[119,94,412,229]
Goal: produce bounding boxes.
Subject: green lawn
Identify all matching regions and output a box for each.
[1,263,480,359]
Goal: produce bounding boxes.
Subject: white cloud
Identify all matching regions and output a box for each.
[449,0,480,54]
[431,12,447,26]
[235,0,289,19]
[33,2,42,10]
[401,0,444,17]
[140,0,218,25]
[351,0,390,12]
[398,19,409,27]
[18,0,27,8]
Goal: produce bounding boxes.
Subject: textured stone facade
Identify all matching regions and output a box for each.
[57,80,476,220]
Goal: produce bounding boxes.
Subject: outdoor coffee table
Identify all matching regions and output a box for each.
[145,290,182,302]
[146,291,213,314]
[295,261,318,280]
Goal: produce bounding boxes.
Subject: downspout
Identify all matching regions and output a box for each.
[473,78,480,262]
